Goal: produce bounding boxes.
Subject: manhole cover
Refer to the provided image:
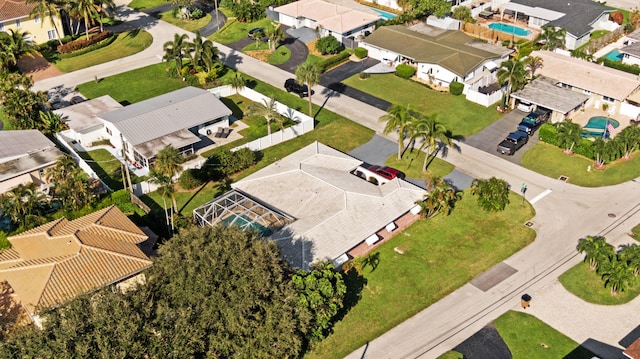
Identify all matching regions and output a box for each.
[608,213,616,218]
[558,175,568,182]
[525,221,534,227]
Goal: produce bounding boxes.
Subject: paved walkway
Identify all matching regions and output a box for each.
[32,4,640,358]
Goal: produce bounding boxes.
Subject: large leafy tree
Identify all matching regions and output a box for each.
[27,0,63,45]
[45,155,94,211]
[619,244,640,277]
[296,62,320,116]
[470,177,510,212]
[576,235,614,271]
[292,261,346,343]
[536,25,567,51]
[405,0,450,19]
[416,175,461,218]
[3,88,47,130]
[497,57,529,105]
[379,104,414,161]
[0,182,46,229]
[599,256,634,296]
[556,120,583,154]
[409,114,452,173]
[615,125,640,160]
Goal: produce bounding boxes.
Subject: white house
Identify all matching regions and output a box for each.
[272,0,381,44]
[361,24,511,106]
[55,95,123,147]
[495,0,616,50]
[619,30,640,66]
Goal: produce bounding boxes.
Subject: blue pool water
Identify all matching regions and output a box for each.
[489,23,531,36]
[604,49,623,62]
[369,7,397,20]
[582,116,620,138]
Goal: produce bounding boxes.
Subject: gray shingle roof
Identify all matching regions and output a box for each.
[0,130,63,183]
[510,0,610,37]
[99,87,232,146]
[510,77,589,113]
[620,42,640,58]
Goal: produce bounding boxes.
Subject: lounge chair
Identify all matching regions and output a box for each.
[214,127,225,138]
[221,128,232,138]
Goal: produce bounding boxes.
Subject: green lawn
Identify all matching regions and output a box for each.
[437,351,464,359]
[208,15,274,44]
[632,223,640,241]
[242,42,291,65]
[308,191,536,359]
[158,11,211,32]
[77,149,140,190]
[342,73,503,137]
[590,30,609,40]
[521,142,640,187]
[53,30,153,73]
[77,62,188,104]
[128,0,166,10]
[304,54,325,66]
[495,311,594,359]
[144,179,223,216]
[385,151,455,179]
[559,261,640,305]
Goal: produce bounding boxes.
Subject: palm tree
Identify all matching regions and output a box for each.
[619,244,640,276]
[27,0,64,45]
[497,58,529,106]
[296,62,320,116]
[415,175,461,218]
[536,25,566,51]
[408,114,452,173]
[45,156,92,211]
[470,177,510,212]
[148,168,172,231]
[576,235,614,271]
[599,256,634,296]
[0,29,35,66]
[246,96,280,136]
[524,55,543,78]
[0,182,45,229]
[163,33,189,77]
[95,0,115,32]
[556,120,583,154]
[227,71,245,94]
[185,31,205,69]
[200,37,219,73]
[265,24,285,51]
[154,146,183,210]
[73,0,101,40]
[615,126,640,160]
[379,105,414,161]
[592,138,619,169]
[38,110,68,135]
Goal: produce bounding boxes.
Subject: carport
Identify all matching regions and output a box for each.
[510,77,589,123]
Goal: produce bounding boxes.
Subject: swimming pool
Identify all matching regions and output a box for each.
[604,49,623,62]
[368,7,397,20]
[488,23,531,37]
[582,116,620,138]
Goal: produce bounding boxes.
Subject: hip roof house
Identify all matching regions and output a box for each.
[0,206,154,323]
[0,130,63,194]
[194,142,425,269]
[0,0,64,43]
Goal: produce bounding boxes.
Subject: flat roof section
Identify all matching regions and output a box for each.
[510,77,589,114]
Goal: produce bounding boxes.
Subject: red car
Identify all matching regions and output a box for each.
[368,165,406,180]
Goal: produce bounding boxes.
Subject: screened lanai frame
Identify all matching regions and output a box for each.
[193,190,294,235]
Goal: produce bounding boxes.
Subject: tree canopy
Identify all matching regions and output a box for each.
[0,225,348,357]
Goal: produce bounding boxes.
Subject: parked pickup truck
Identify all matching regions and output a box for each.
[517,109,550,134]
[497,130,529,155]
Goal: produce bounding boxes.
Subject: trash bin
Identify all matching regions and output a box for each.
[521,294,531,309]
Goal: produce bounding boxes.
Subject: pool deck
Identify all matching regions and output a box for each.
[593,35,629,58]
[570,106,628,137]
[476,18,540,42]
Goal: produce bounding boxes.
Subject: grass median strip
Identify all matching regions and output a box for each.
[559,261,640,305]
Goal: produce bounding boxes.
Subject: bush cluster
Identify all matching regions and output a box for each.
[449,81,464,96]
[316,36,342,55]
[58,34,117,59]
[57,31,112,54]
[354,47,368,59]
[317,51,350,73]
[190,7,205,19]
[598,57,640,75]
[610,11,624,25]
[395,64,416,79]
[193,148,260,181]
[179,169,204,190]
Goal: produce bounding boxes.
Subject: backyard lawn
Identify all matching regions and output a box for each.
[342,74,502,137]
[559,261,640,305]
[128,0,165,10]
[158,11,211,32]
[307,191,536,359]
[51,30,152,73]
[385,151,455,179]
[521,142,640,187]
[77,149,140,190]
[77,63,188,104]
[209,14,274,44]
[495,311,594,358]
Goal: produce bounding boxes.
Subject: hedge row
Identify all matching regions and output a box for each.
[58,34,117,59]
[317,51,351,73]
[598,57,640,75]
[354,47,368,59]
[57,31,112,54]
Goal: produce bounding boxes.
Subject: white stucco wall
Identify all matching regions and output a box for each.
[622,53,640,66]
[620,101,640,119]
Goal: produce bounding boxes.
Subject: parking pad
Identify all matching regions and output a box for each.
[470,262,517,292]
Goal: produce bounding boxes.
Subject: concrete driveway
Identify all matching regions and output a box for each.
[464,109,536,165]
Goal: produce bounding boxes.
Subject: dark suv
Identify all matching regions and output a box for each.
[497,131,528,155]
[284,78,309,98]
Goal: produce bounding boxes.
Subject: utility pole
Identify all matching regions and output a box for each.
[121,133,133,193]
[520,182,527,206]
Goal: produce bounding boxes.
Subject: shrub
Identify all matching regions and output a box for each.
[598,57,640,75]
[449,81,464,95]
[451,6,473,22]
[204,148,259,179]
[610,11,624,25]
[574,138,594,159]
[538,123,558,145]
[190,7,205,19]
[57,31,112,54]
[58,34,117,59]
[354,47,368,59]
[395,64,416,79]
[317,51,350,72]
[316,36,342,55]
[359,72,370,80]
[179,169,204,190]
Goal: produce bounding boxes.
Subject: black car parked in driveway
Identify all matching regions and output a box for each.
[497,130,529,155]
[248,27,265,39]
[284,78,309,98]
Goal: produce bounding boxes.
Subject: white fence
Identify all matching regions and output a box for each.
[55,133,110,191]
[464,88,504,107]
[207,85,316,152]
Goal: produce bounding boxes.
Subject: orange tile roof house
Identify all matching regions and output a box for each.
[0,206,153,321]
[0,0,64,44]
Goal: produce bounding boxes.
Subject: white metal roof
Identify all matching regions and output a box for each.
[0,130,59,161]
[54,95,122,133]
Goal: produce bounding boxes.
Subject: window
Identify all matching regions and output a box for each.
[15,19,21,28]
[0,23,4,31]
[105,127,112,135]
[602,96,615,103]
[34,16,41,24]
[47,29,58,40]
[583,89,591,95]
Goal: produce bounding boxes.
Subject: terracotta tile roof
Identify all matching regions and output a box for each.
[0,206,152,314]
[0,0,35,22]
[625,336,640,359]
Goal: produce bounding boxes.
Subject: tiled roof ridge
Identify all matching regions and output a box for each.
[9,218,67,238]
[90,223,148,242]
[0,255,73,271]
[79,245,152,264]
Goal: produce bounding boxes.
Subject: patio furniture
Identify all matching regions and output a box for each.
[214,127,225,138]
[221,128,232,138]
